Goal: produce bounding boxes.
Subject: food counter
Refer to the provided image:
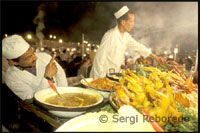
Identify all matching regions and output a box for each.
[3,65,198,132]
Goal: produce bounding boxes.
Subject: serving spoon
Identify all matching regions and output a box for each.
[80,75,91,87]
[48,80,63,98]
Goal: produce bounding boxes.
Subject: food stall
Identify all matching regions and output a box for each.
[2,2,198,132]
[7,64,197,132]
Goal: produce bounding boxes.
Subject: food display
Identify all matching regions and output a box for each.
[115,68,183,127]
[107,67,198,132]
[38,65,198,131]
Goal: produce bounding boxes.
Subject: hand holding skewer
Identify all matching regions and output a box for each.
[45,54,58,79]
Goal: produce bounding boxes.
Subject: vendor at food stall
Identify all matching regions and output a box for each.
[90,6,166,78]
[2,34,68,100]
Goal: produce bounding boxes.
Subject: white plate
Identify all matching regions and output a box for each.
[34,87,104,117]
[55,111,155,132]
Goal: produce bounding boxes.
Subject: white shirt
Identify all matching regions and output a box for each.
[90,25,151,78]
[5,52,68,100]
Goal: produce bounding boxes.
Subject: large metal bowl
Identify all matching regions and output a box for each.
[34,87,104,117]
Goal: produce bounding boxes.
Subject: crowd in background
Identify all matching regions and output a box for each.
[2,46,197,85]
[46,48,198,84]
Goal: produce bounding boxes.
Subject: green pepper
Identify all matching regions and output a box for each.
[136,67,148,77]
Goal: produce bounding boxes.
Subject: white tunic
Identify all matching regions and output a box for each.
[5,52,68,100]
[90,25,151,78]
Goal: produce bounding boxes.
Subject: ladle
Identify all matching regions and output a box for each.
[48,80,63,98]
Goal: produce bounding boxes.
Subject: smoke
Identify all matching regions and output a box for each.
[125,2,198,55]
[33,3,46,47]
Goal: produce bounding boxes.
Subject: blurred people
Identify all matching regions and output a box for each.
[59,49,69,62]
[44,48,54,56]
[55,55,67,73]
[185,58,193,71]
[2,34,68,100]
[90,6,166,78]
[66,56,82,77]
[78,55,92,78]
[178,58,185,65]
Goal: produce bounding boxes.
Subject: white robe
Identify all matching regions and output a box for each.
[5,52,68,100]
[90,25,151,78]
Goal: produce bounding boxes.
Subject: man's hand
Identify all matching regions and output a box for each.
[45,54,58,78]
[150,53,166,65]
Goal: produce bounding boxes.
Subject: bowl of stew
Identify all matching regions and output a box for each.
[34,87,104,118]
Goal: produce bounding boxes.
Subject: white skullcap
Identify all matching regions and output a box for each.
[114,6,129,19]
[2,34,30,59]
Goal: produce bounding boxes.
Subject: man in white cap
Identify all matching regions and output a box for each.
[2,34,68,100]
[90,6,166,78]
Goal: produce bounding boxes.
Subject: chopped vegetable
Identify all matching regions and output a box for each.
[157,65,169,72]
[163,103,198,132]
[136,66,149,77]
[100,104,116,113]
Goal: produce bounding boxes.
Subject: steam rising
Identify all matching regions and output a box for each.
[33,4,46,47]
[126,2,198,54]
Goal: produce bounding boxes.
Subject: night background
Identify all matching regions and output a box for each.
[2,1,121,43]
[1,1,198,57]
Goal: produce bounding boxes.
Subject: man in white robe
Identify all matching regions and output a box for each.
[90,6,165,78]
[3,34,68,100]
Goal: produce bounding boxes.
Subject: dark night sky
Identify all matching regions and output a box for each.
[2,1,123,43]
[2,1,198,57]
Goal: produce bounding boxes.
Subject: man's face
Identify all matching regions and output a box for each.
[17,47,38,68]
[122,13,135,32]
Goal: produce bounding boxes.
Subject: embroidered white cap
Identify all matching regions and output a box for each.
[2,34,30,59]
[114,6,129,19]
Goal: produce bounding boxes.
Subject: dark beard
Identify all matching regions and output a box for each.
[15,65,34,71]
[15,60,36,70]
